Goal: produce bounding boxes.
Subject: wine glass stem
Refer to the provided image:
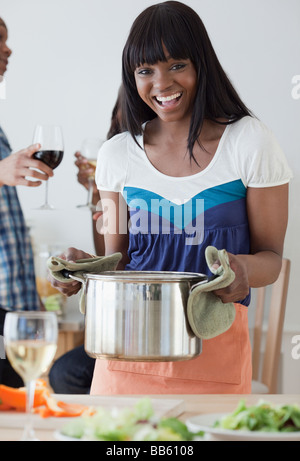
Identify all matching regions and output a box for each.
[45,180,50,207]
[22,380,38,441]
[87,177,94,206]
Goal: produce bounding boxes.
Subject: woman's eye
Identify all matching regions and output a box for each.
[171,64,186,71]
[137,68,152,76]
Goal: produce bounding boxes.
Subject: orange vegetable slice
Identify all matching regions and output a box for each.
[0,380,49,411]
[56,401,94,417]
[0,403,14,412]
[0,380,94,418]
[33,393,94,418]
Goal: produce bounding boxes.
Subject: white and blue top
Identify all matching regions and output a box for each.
[96,116,292,306]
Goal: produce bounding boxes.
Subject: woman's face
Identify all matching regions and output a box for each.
[134,46,197,124]
[0,22,12,76]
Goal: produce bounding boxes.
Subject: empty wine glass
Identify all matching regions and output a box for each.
[33,125,64,210]
[76,137,103,212]
[4,312,58,441]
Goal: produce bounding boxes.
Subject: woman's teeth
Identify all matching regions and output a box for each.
[155,92,182,104]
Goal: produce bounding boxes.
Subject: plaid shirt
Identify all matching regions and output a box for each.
[0,126,40,310]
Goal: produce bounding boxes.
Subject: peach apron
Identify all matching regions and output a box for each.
[90,303,252,395]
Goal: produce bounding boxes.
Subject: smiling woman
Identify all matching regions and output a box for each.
[49,1,293,396]
[91,1,292,395]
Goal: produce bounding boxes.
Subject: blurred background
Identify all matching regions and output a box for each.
[1,0,299,391]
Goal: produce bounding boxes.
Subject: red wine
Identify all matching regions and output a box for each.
[34,150,64,169]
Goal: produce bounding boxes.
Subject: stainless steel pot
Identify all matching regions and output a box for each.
[70,271,211,362]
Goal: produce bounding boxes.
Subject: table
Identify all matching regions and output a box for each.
[0,394,299,441]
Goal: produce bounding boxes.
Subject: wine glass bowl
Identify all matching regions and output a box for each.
[33,149,63,170]
[4,311,58,441]
[33,125,64,210]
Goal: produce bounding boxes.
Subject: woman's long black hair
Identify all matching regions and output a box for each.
[122,1,253,162]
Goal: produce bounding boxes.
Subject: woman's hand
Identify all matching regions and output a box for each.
[212,252,249,303]
[48,247,95,297]
[0,144,53,187]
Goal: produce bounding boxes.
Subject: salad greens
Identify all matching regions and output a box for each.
[61,398,203,441]
[214,400,300,433]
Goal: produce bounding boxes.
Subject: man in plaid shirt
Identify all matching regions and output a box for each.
[0,17,53,386]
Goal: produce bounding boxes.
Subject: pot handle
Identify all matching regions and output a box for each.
[60,270,87,314]
[60,270,85,284]
[190,273,220,293]
[189,246,235,294]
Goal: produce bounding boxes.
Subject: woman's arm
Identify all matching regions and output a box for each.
[97,190,130,269]
[214,183,289,303]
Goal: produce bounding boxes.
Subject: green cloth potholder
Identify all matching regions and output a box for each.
[47,252,122,314]
[187,246,236,340]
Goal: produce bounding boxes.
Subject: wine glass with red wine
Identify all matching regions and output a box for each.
[33,125,64,210]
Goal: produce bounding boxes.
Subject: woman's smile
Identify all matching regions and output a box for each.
[154,91,183,109]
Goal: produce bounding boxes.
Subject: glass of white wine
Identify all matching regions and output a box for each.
[76,137,104,212]
[4,312,58,441]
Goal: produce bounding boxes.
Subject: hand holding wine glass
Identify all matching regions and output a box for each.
[4,312,58,441]
[33,125,64,210]
[76,137,103,212]
[0,144,53,187]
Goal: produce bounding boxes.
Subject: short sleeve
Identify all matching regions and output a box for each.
[95,132,129,192]
[234,117,293,188]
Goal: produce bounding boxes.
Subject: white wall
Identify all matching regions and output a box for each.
[1,0,300,389]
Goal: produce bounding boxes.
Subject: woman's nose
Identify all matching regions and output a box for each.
[153,70,173,91]
[6,45,12,57]
[3,42,12,57]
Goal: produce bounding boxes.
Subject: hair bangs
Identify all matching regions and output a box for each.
[127,33,166,72]
[125,6,195,72]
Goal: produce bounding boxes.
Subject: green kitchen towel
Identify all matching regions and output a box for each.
[187,246,236,340]
[47,252,122,314]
